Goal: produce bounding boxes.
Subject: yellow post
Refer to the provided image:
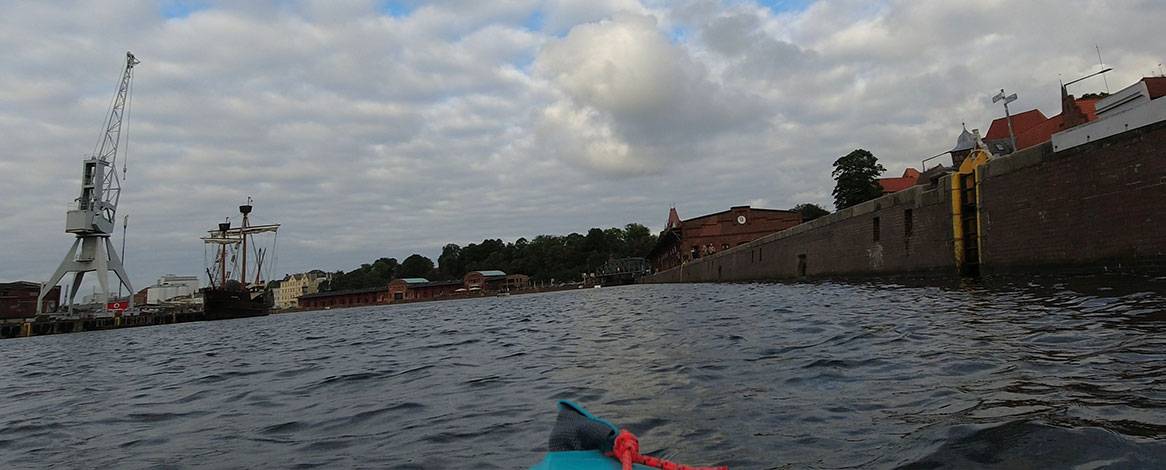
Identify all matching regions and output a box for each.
[974,165,985,267]
[951,173,964,267]
[953,149,993,273]
[20,322,31,337]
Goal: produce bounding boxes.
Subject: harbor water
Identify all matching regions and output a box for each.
[1,278,1164,469]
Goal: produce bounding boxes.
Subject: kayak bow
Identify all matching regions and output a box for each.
[529,400,728,470]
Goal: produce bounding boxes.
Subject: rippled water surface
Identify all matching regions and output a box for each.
[2,277,1165,469]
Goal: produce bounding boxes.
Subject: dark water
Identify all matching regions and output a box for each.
[1,277,1164,469]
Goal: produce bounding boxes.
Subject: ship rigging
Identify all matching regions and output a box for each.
[200,199,280,320]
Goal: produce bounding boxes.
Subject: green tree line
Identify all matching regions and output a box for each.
[315,148,899,293]
[321,223,657,291]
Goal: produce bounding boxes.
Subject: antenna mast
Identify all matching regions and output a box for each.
[38,52,140,315]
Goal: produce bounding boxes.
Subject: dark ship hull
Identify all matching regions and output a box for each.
[202,287,271,320]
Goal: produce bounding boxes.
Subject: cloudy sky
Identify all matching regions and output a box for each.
[2,0,1162,292]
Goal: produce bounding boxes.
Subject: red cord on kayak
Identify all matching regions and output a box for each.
[605,429,728,470]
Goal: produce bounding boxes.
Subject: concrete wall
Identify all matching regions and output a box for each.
[979,119,1166,274]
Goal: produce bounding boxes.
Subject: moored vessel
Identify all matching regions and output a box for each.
[200,199,279,320]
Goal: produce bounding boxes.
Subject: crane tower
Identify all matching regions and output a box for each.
[38,52,140,315]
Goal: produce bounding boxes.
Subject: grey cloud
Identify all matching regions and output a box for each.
[3,0,1164,291]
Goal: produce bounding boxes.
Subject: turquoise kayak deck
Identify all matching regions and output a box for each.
[530,450,654,469]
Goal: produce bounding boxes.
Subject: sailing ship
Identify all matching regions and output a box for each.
[200,199,280,320]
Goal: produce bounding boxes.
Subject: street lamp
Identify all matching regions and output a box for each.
[992,89,1018,154]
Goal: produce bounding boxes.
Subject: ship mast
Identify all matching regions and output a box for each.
[241,198,251,286]
[38,52,140,315]
[219,220,230,288]
[201,199,278,289]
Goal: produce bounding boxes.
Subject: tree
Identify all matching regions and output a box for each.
[831,149,886,210]
[791,203,830,222]
[398,254,436,279]
[622,223,655,257]
[326,223,662,287]
[437,243,462,280]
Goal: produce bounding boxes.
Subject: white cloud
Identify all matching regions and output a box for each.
[540,0,648,34]
[1,0,1163,291]
[533,14,766,175]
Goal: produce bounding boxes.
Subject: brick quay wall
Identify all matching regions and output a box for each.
[645,120,1166,283]
[977,120,1166,275]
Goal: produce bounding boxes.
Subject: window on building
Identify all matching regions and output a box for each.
[873,217,881,242]
[722,243,730,250]
[904,209,914,237]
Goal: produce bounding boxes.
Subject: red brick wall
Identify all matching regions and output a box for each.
[646,119,1166,283]
[978,120,1166,273]
[681,207,802,251]
[649,207,801,271]
[0,284,60,319]
[298,289,385,309]
[648,185,957,282]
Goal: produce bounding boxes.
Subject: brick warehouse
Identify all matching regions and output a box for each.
[646,81,1166,282]
[647,206,802,273]
[298,270,529,309]
[1,282,61,320]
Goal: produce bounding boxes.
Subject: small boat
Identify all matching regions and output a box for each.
[200,199,280,321]
[529,401,727,470]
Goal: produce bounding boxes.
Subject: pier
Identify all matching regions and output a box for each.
[1,309,209,339]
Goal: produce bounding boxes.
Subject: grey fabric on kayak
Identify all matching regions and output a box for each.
[547,402,618,452]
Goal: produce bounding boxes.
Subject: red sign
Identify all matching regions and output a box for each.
[108,301,129,312]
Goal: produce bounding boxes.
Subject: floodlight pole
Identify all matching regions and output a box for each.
[119,215,127,297]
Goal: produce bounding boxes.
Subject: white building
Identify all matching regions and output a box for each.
[277,270,330,309]
[1053,77,1166,152]
[146,274,200,304]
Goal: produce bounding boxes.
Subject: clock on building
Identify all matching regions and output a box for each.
[737,215,746,224]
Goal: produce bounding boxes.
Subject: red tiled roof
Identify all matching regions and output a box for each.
[877,168,920,193]
[1015,115,1063,150]
[1014,98,1100,150]
[985,109,1048,140]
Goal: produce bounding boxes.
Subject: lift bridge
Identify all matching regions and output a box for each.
[594,257,651,286]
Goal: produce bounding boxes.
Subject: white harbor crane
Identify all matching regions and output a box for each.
[37,52,140,315]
